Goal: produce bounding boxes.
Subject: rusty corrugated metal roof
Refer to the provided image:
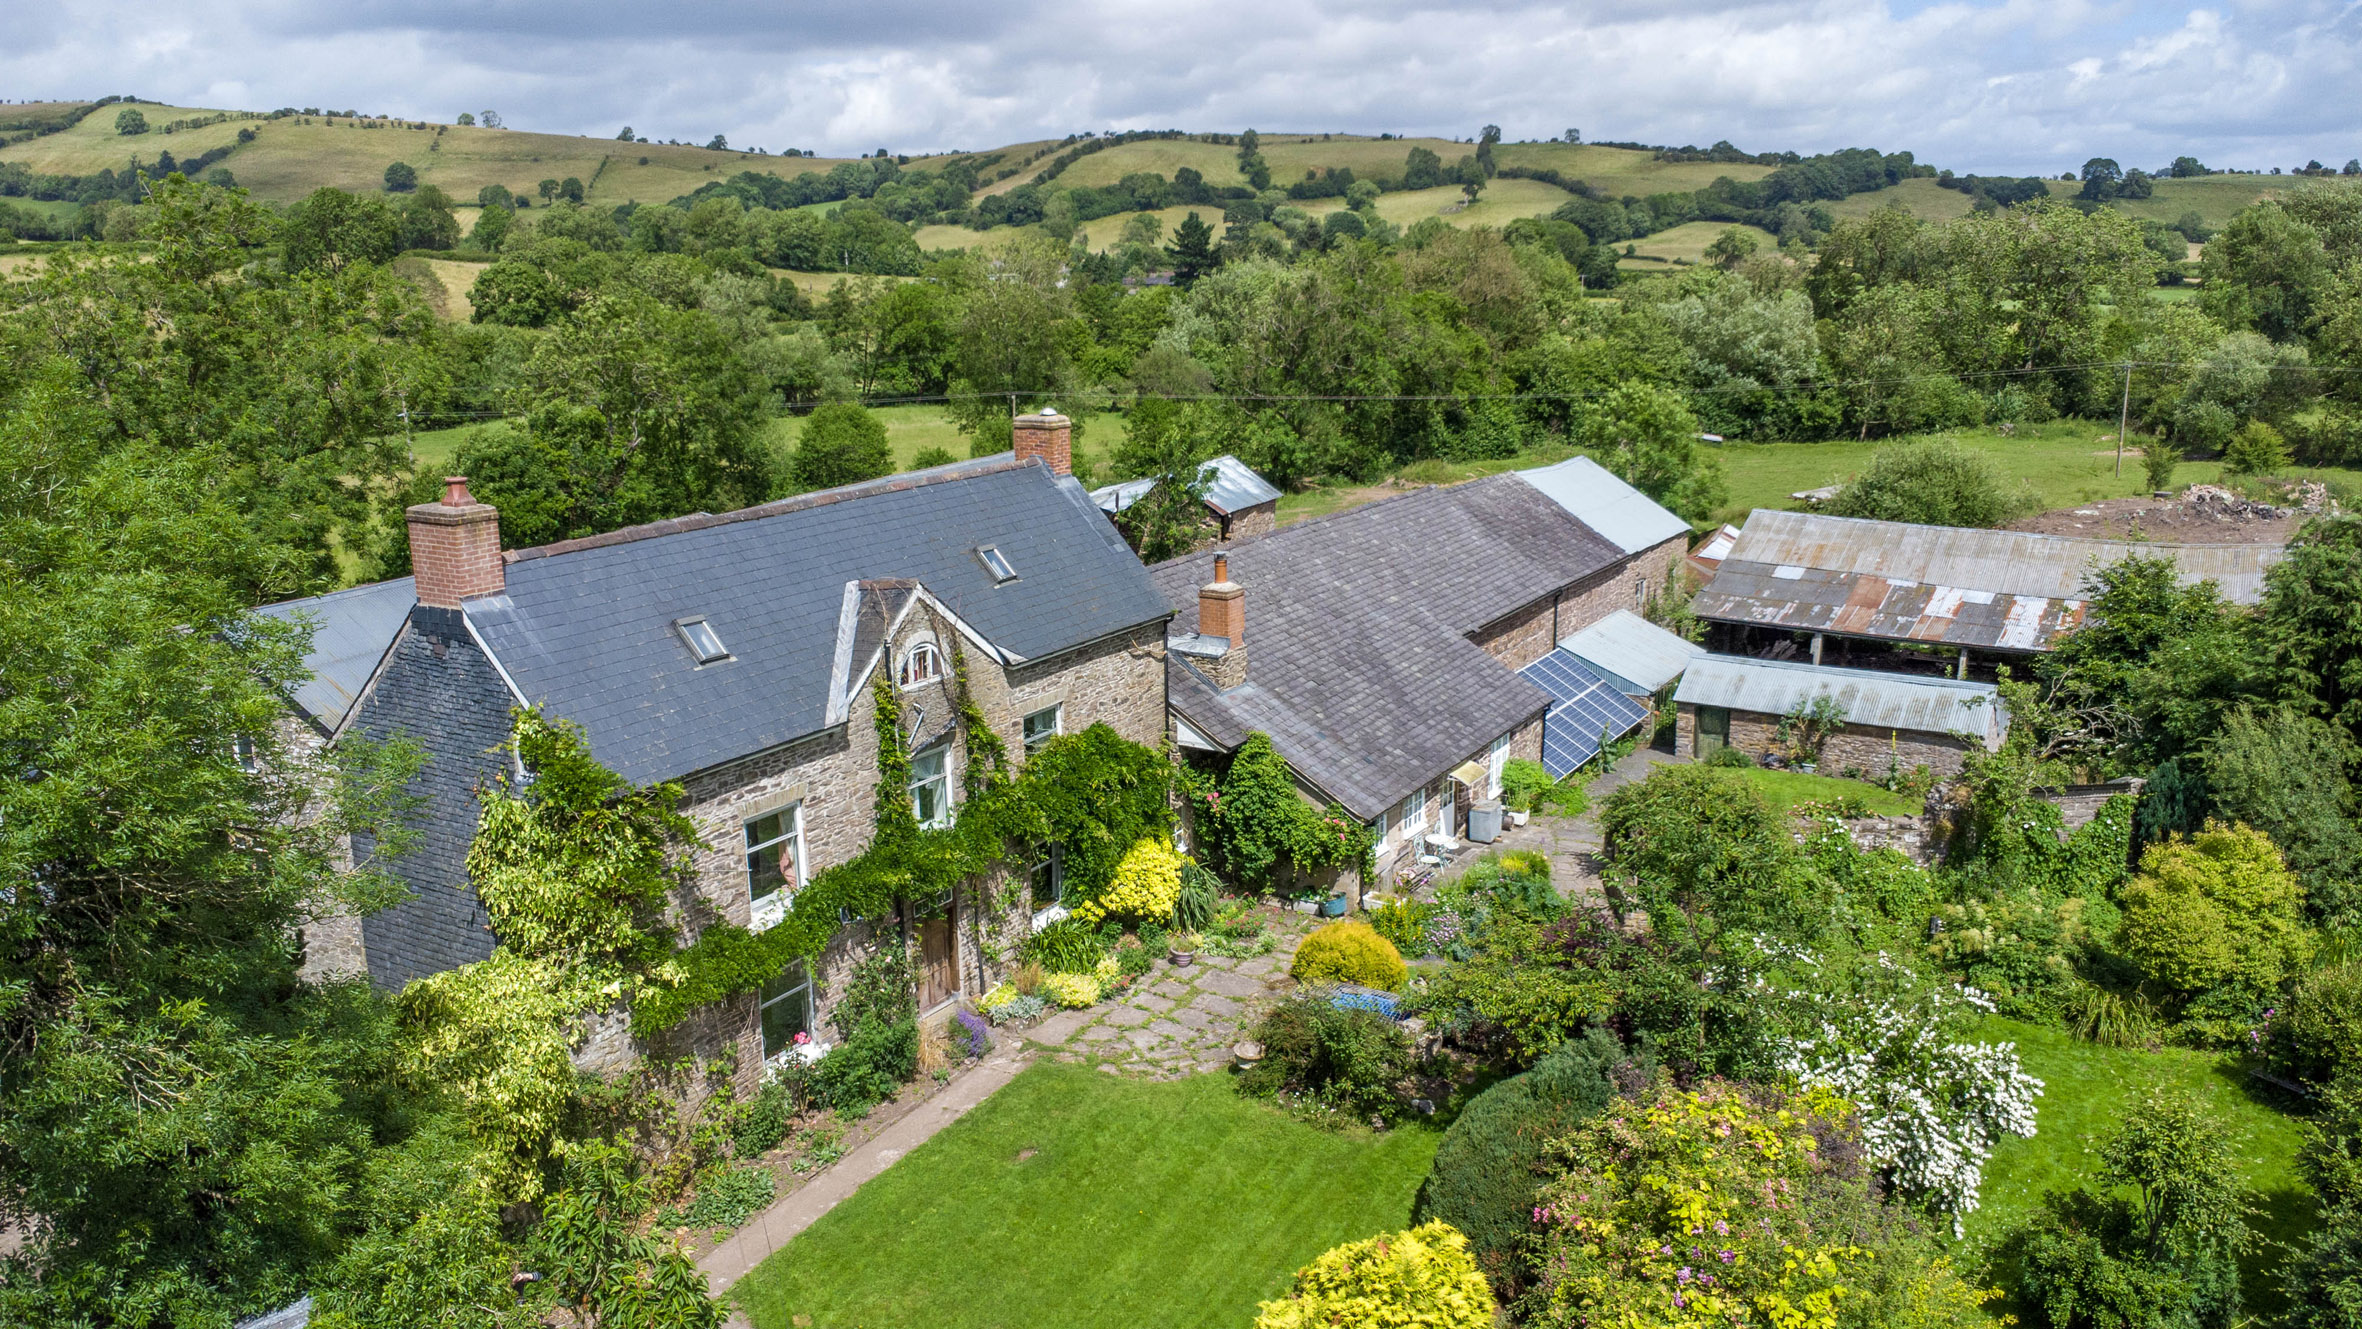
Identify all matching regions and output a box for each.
[1692,511,2286,652]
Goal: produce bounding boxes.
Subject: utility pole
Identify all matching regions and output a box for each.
[2115,362,2131,478]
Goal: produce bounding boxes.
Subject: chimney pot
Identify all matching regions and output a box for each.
[1011,409,1073,477]
[406,474,504,608]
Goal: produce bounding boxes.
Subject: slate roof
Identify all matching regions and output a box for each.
[1151,474,1643,820]
[1694,510,2286,653]
[252,576,415,730]
[461,455,1170,787]
[1673,654,2006,747]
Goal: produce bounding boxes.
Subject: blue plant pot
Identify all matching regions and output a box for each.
[1319,896,1349,918]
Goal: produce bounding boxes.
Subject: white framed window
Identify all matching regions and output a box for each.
[760,962,812,1059]
[1487,733,1513,799]
[1029,841,1063,913]
[1022,704,1062,754]
[744,804,804,932]
[909,744,951,828]
[1402,787,1427,836]
[1370,811,1388,849]
[977,545,1017,583]
[898,641,945,689]
[1635,578,1648,608]
[232,735,261,774]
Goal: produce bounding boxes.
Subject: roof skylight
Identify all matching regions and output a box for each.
[976,545,1017,583]
[676,617,730,664]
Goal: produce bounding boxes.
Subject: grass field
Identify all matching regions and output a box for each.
[729,1062,1439,1329]
[1050,139,1247,191]
[1709,418,2245,526]
[1366,178,1574,229]
[1824,177,1987,224]
[1618,220,1779,268]
[1493,141,1780,196]
[1959,1017,2310,1320]
[1737,766,1924,818]
[0,99,868,206]
[2113,174,2292,228]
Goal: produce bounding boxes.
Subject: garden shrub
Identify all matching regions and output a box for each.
[658,1165,776,1232]
[1174,859,1221,931]
[1073,836,1182,924]
[2005,1088,2251,1329]
[2116,821,2312,1006]
[1411,918,1616,1066]
[2285,1071,2362,1322]
[1600,764,1820,944]
[730,1082,792,1159]
[1366,899,1435,955]
[1413,1028,1632,1288]
[951,1009,991,1059]
[1523,1078,1997,1329]
[1830,436,2021,528]
[1040,971,1100,1009]
[1253,1222,1495,1329]
[1291,919,1409,991]
[811,1017,917,1115]
[1239,995,1414,1124]
[2275,961,2362,1085]
[1705,742,1753,768]
[1018,916,1107,974]
[1927,892,2112,1022]
[1500,759,1555,811]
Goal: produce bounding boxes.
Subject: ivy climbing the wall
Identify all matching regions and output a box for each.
[1187,732,1373,894]
[635,656,1175,1034]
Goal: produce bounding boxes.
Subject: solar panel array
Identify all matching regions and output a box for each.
[1518,648,1651,777]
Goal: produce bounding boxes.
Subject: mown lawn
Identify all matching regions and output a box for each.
[1736,766,1924,818]
[730,1061,1439,1329]
[1959,1017,2311,1320]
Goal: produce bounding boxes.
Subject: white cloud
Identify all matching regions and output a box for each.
[1,0,2356,173]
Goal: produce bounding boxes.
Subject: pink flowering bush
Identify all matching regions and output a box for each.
[1520,1079,1996,1329]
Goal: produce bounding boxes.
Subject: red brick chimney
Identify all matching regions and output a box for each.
[1012,408,1072,476]
[1196,553,1247,689]
[406,476,504,608]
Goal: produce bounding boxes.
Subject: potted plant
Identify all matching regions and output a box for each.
[1169,931,1202,967]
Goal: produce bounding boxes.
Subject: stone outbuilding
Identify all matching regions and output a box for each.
[1671,654,2006,780]
[1154,456,1691,887]
[1090,453,1283,546]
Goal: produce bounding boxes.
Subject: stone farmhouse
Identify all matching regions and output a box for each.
[258,410,1171,1092]
[1153,456,1689,892]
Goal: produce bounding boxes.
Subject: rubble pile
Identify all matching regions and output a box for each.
[2179,482,2335,522]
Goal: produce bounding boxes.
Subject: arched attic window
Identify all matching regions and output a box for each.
[898,640,945,689]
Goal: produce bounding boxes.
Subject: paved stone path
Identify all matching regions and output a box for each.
[1028,916,1308,1078]
[1431,743,1684,905]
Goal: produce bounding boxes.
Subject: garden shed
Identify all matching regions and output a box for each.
[1671,655,2006,780]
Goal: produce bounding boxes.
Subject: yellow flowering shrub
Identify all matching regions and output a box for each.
[1041,971,1101,1009]
[1291,918,1408,991]
[976,982,1019,1013]
[1073,836,1184,924]
[1254,1221,1495,1329]
[1523,1079,1996,1328]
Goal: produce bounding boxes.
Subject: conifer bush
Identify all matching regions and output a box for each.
[1291,918,1408,991]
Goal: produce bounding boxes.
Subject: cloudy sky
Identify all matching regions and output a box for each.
[5,1,2358,174]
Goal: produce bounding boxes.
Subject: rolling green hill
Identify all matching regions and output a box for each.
[3,99,2300,254]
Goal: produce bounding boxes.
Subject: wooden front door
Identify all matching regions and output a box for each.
[1696,705,1730,756]
[915,910,956,1012]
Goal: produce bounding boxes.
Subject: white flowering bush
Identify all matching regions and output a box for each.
[1775,955,2043,1233]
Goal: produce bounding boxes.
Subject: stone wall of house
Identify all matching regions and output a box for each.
[1223,502,1278,543]
[1366,713,1544,892]
[278,712,371,984]
[1675,704,1976,780]
[1552,535,1686,642]
[1470,535,1689,671]
[660,609,1168,1099]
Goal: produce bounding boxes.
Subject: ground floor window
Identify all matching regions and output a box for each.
[760,962,812,1059]
[1022,704,1062,755]
[1029,841,1063,914]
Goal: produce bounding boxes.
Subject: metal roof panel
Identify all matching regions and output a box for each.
[1673,654,2006,745]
